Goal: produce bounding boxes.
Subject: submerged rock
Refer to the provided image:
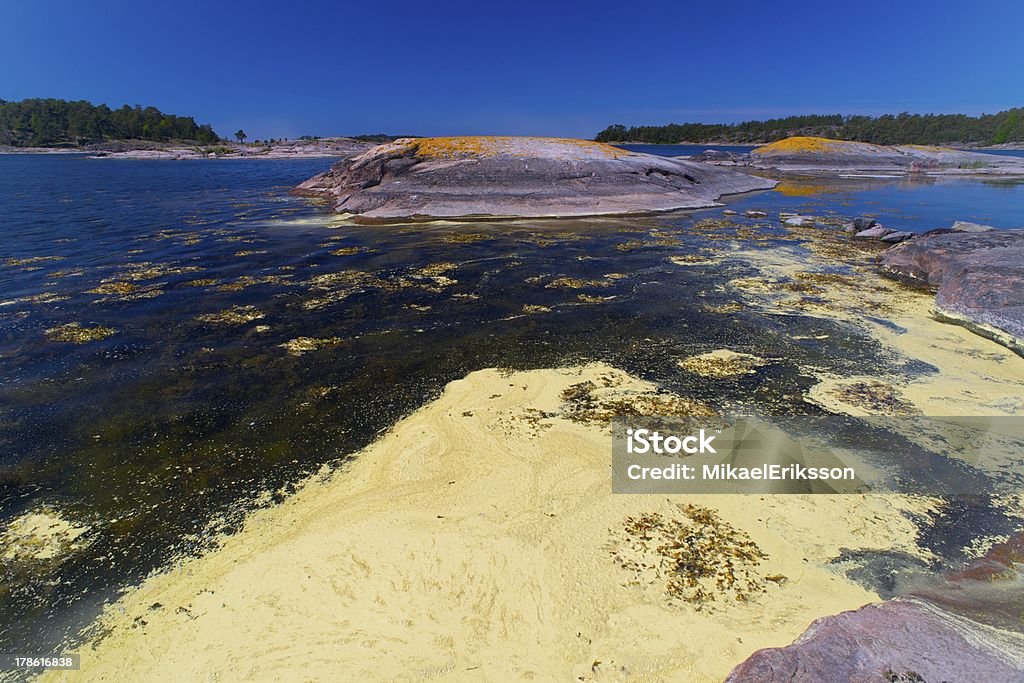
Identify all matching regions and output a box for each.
[725,599,1024,682]
[292,136,776,220]
[783,215,814,227]
[917,532,1024,630]
[879,230,1024,355]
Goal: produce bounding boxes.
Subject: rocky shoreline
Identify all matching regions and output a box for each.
[0,138,373,160]
[817,214,1024,357]
[726,209,1024,358]
[878,227,1024,356]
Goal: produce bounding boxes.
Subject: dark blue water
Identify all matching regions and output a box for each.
[1,154,1022,660]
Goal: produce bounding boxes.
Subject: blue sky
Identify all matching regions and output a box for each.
[3,0,1023,139]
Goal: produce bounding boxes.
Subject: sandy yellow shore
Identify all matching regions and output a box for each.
[48,364,931,682]
[716,239,1024,417]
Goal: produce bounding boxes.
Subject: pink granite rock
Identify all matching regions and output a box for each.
[725,599,1024,682]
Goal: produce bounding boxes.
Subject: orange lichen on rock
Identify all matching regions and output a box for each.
[402,136,632,160]
[754,137,842,154]
[753,136,886,155]
[402,136,503,159]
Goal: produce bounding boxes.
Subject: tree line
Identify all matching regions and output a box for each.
[595,109,1024,146]
[0,98,221,146]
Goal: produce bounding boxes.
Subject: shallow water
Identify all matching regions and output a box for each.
[746,174,1024,231]
[1,155,1022,656]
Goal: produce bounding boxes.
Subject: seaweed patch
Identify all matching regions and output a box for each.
[279,337,344,356]
[609,505,779,609]
[196,306,265,325]
[679,349,767,378]
[45,322,117,343]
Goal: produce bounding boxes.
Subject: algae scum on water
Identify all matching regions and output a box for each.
[2,155,1024,659]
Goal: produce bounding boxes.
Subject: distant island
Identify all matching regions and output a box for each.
[595,108,1024,147]
[0,98,221,147]
[0,99,426,156]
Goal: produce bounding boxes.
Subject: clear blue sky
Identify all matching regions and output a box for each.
[3,0,1023,140]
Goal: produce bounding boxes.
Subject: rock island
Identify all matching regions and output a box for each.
[293,136,777,220]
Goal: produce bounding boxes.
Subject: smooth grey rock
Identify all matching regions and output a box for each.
[853,216,877,231]
[689,149,749,164]
[725,599,1024,683]
[745,210,769,218]
[879,230,914,243]
[854,226,893,240]
[784,216,813,227]
[723,209,738,215]
[736,137,1024,175]
[952,220,996,232]
[879,230,1024,355]
[293,137,776,220]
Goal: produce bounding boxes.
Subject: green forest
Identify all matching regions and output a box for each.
[0,98,221,146]
[595,109,1024,146]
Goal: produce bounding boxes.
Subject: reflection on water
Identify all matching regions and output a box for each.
[731,174,1024,231]
[1,155,1022,656]
[773,177,903,197]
